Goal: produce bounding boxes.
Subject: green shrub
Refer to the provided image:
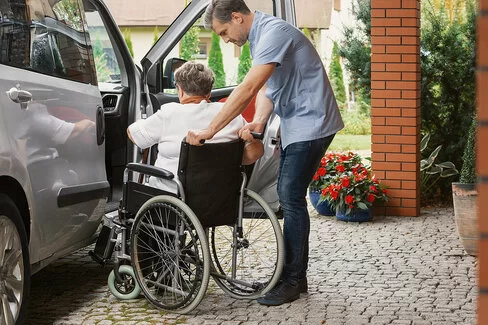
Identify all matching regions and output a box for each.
[180,26,200,61]
[338,107,371,135]
[237,42,251,83]
[421,0,476,179]
[339,0,370,104]
[459,116,476,183]
[153,26,159,45]
[420,133,459,204]
[123,29,134,58]
[329,42,347,107]
[420,0,476,203]
[208,31,226,88]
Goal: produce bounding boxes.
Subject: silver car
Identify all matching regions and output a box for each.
[0,0,293,323]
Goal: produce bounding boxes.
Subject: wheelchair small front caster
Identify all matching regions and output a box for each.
[108,265,141,299]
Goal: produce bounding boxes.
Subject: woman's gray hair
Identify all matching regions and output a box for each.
[203,0,251,30]
[174,61,215,96]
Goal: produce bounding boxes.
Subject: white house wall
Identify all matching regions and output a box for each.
[112,1,356,88]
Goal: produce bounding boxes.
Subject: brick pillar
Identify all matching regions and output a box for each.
[370,0,421,217]
[478,1,488,324]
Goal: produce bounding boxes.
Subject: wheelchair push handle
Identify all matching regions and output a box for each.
[198,132,262,144]
[194,132,262,145]
[250,132,264,140]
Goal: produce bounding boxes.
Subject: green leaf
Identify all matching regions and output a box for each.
[437,161,456,169]
[427,145,442,162]
[357,202,368,210]
[426,165,442,175]
[421,157,435,171]
[440,168,459,177]
[420,133,431,152]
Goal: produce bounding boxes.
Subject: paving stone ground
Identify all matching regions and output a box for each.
[25,205,477,325]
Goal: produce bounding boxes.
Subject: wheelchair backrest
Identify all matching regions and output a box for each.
[177,139,244,227]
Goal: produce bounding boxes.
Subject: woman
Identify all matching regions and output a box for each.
[127,61,263,192]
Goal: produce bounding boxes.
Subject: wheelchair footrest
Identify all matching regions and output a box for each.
[90,212,118,265]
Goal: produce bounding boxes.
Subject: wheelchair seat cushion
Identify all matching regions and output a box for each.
[178,140,244,227]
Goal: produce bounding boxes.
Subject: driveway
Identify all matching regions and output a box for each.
[26,206,477,325]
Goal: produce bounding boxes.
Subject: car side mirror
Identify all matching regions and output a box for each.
[162,58,187,89]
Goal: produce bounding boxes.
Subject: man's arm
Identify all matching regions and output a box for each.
[187,63,275,145]
[253,85,274,126]
[238,85,274,142]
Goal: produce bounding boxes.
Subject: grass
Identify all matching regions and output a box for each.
[328,134,371,152]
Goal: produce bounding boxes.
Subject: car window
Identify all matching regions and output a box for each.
[0,0,96,83]
[162,0,274,94]
[0,0,31,67]
[84,10,122,84]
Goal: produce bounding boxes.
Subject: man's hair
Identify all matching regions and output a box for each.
[174,61,214,96]
[203,0,251,30]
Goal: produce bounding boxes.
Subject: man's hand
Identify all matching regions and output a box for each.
[187,128,215,145]
[238,122,266,142]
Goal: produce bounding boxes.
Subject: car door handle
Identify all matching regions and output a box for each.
[96,105,105,145]
[6,87,32,110]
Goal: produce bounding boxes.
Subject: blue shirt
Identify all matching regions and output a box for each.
[248,11,344,148]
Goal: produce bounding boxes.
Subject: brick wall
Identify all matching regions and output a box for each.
[370,0,421,217]
[478,0,488,323]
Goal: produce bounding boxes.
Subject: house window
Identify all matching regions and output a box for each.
[193,40,210,59]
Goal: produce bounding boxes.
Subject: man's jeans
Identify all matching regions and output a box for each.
[277,134,335,284]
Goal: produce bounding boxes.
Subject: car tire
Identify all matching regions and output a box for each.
[0,194,30,325]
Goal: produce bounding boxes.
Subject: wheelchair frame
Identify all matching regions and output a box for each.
[91,161,284,314]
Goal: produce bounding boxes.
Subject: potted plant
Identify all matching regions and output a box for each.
[319,157,389,222]
[452,116,477,255]
[309,152,362,216]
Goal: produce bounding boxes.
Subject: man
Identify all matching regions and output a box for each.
[187,0,344,306]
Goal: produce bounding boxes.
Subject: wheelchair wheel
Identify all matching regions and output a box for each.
[108,265,141,300]
[210,189,284,299]
[130,195,210,314]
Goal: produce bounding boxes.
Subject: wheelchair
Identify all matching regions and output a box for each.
[90,139,284,314]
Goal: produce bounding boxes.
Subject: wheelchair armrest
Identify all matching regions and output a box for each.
[126,163,174,180]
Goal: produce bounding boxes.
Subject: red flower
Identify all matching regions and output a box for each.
[367,194,375,203]
[370,185,377,192]
[345,195,354,205]
[336,165,345,173]
[321,187,329,196]
[330,188,339,200]
[317,167,326,176]
[313,173,320,181]
[341,177,350,188]
[320,157,327,166]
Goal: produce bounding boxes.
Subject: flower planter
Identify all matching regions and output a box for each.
[336,207,373,222]
[452,182,477,256]
[308,190,335,216]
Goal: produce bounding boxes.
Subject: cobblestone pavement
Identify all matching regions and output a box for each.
[25,206,477,325]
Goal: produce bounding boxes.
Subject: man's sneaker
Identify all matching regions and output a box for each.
[298,277,308,293]
[257,281,301,306]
